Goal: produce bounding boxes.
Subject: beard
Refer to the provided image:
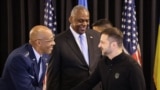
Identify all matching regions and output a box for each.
[102,47,112,56]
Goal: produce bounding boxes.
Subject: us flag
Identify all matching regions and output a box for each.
[44,0,57,33]
[121,0,142,66]
[43,0,56,90]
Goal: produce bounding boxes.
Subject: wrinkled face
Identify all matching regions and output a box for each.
[69,9,89,34]
[98,34,112,56]
[38,32,55,55]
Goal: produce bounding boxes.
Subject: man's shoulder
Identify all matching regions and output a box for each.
[87,29,99,34]
[10,44,28,54]
[86,29,100,37]
[5,44,32,66]
[122,53,141,69]
[8,43,32,59]
[55,30,72,40]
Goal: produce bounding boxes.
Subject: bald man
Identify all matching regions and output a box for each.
[0,25,55,90]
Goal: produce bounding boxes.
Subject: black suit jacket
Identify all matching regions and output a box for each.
[47,29,102,90]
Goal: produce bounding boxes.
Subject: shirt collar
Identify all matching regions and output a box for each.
[104,52,126,64]
[32,47,41,63]
[70,25,86,38]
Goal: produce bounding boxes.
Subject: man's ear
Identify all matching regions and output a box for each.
[111,41,117,48]
[69,16,72,23]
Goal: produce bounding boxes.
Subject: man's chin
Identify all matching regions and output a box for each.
[78,31,85,34]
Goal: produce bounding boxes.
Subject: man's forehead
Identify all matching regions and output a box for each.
[101,34,108,40]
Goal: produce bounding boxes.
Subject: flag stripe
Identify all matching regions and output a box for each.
[43,0,56,89]
[44,0,57,33]
[121,0,142,66]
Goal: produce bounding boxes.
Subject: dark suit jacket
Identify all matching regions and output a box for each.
[0,44,48,90]
[47,29,102,90]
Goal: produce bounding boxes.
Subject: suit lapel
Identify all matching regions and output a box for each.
[34,61,39,80]
[26,44,40,82]
[39,57,47,83]
[86,32,94,65]
[66,30,88,65]
[86,30,99,69]
[26,44,48,84]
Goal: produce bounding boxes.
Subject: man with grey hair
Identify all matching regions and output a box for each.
[47,5,102,90]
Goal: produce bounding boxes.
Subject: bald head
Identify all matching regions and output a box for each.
[29,25,53,41]
[29,25,55,55]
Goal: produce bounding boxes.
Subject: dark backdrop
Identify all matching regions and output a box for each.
[0,0,159,90]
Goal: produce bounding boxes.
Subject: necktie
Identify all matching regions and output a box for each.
[79,35,89,65]
[38,57,42,81]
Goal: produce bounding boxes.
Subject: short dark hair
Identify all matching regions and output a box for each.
[92,19,112,27]
[101,27,123,47]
